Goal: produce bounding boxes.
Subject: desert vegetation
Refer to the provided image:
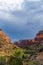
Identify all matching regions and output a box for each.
[0,43,43,65]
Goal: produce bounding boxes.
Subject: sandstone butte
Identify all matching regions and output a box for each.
[15,30,43,47]
[0,29,18,56]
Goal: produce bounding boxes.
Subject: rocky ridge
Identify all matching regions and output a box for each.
[15,30,43,47]
[0,29,18,56]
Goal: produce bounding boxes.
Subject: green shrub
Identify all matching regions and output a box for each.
[8,55,23,65]
[0,56,6,65]
[8,49,25,65]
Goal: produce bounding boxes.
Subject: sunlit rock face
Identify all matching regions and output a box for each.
[0,29,18,55]
[0,29,10,44]
[34,30,43,46]
[35,30,43,41]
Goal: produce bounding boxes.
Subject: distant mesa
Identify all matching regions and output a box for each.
[14,30,43,47]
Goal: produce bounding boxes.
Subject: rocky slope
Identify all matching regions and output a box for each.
[0,29,10,44]
[0,29,18,56]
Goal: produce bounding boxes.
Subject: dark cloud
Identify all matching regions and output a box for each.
[0,0,43,41]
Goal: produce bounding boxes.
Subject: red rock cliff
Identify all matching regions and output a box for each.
[15,30,43,46]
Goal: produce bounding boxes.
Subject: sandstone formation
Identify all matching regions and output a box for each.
[15,30,43,47]
[0,29,18,56]
[35,30,43,45]
[0,29,10,44]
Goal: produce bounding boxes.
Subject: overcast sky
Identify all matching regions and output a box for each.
[0,0,43,41]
